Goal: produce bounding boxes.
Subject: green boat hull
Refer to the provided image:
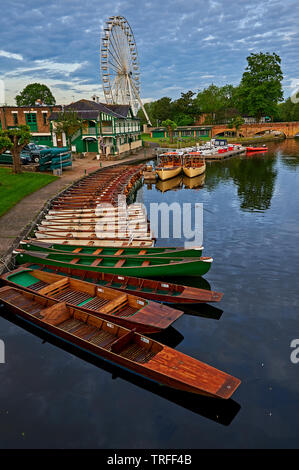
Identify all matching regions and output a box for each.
[16,251,212,277]
[20,241,203,258]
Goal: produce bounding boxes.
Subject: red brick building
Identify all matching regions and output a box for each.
[0,105,62,146]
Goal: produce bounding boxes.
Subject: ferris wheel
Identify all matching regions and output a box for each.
[100,16,152,125]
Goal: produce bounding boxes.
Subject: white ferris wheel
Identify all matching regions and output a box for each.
[100,16,151,125]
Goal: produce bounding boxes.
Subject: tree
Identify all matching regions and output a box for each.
[151,97,174,124]
[16,83,56,106]
[53,110,84,149]
[277,97,299,122]
[0,134,13,154]
[172,91,199,123]
[238,52,283,122]
[161,119,177,143]
[196,84,232,124]
[228,116,245,137]
[1,126,31,174]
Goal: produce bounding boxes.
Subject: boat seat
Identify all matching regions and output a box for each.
[141,260,150,267]
[138,250,147,255]
[114,259,126,268]
[72,248,82,253]
[114,249,124,256]
[91,258,103,267]
[70,258,80,265]
[93,249,103,255]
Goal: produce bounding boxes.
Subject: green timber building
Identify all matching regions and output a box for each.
[50,99,142,159]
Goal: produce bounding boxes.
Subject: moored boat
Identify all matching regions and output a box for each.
[183,153,206,178]
[26,238,155,248]
[246,146,268,153]
[0,286,240,398]
[1,266,183,333]
[20,240,204,258]
[156,153,182,181]
[14,262,223,304]
[14,249,213,277]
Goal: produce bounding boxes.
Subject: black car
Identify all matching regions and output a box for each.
[21,143,50,163]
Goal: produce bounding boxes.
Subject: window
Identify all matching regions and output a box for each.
[13,113,18,125]
[43,113,47,125]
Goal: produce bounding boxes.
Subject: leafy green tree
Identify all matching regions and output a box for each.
[277,97,299,122]
[53,110,84,149]
[161,119,177,143]
[16,83,56,106]
[172,91,199,122]
[238,52,283,122]
[151,97,174,124]
[196,84,237,124]
[1,126,31,173]
[228,116,245,137]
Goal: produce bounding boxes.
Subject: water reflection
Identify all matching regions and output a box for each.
[183,173,205,189]
[228,157,277,212]
[155,175,182,193]
[0,310,240,427]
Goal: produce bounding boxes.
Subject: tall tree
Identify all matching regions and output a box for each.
[238,52,283,121]
[161,119,177,143]
[53,110,84,149]
[16,83,56,106]
[228,116,245,137]
[1,126,31,174]
[196,84,232,124]
[151,97,174,124]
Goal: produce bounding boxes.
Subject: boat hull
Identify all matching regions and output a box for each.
[15,250,213,277]
[183,163,206,178]
[156,167,182,181]
[16,263,222,304]
[0,286,240,398]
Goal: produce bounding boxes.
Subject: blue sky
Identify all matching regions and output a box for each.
[0,0,298,105]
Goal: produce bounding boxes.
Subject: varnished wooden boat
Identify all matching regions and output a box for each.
[15,250,213,277]
[20,240,204,258]
[35,230,154,240]
[27,238,155,248]
[0,286,240,397]
[14,262,223,304]
[1,266,183,333]
[183,153,206,178]
[156,153,182,181]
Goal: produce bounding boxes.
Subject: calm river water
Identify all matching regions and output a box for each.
[0,139,298,448]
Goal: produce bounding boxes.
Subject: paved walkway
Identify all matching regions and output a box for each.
[0,148,154,264]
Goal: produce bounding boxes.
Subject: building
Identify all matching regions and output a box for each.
[150,125,213,139]
[0,104,62,147]
[50,99,142,159]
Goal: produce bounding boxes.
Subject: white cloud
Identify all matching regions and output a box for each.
[5,59,86,78]
[203,35,215,41]
[0,50,23,61]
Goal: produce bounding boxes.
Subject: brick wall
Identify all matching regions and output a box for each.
[0,105,62,133]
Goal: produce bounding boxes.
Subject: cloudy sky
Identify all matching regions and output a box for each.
[0,0,298,105]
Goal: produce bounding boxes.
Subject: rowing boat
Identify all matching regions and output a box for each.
[156,153,182,181]
[14,262,222,304]
[20,240,204,258]
[26,238,155,247]
[15,250,213,277]
[35,230,154,240]
[183,153,206,178]
[1,266,183,333]
[0,286,240,397]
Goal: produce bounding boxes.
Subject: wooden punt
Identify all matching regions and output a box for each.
[15,262,223,304]
[156,153,182,181]
[2,267,183,333]
[35,230,154,240]
[183,153,206,178]
[27,238,155,248]
[20,240,204,258]
[0,286,240,398]
[15,250,213,277]
[37,223,150,233]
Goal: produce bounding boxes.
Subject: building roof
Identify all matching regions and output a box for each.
[49,99,133,121]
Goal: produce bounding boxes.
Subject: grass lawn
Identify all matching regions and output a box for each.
[0,167,58,218]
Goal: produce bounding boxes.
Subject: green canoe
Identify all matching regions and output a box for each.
[20,240,204,258]
[15,249,213,277]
